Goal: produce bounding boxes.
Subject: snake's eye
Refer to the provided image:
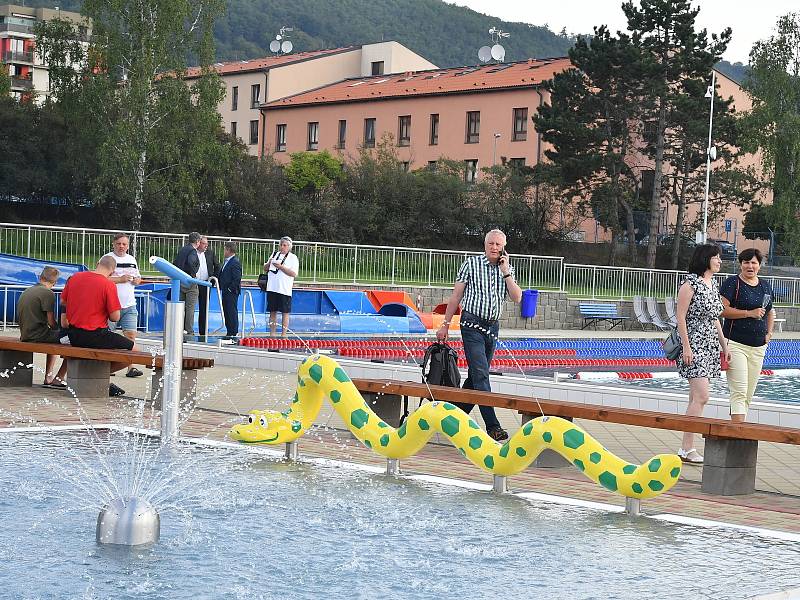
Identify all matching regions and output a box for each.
[247,415,254,424]
[259,416,268,427]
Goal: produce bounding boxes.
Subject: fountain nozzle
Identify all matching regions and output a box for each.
[96,497,160,546]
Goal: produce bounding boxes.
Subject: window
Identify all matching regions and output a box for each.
[427,160,438,171]
[337,120,347,148]
[230,122,237,139]
[465,111,480,143]
[401,161,410,172]
[643,120,659,145]
[231,86,238,111]
[512,108,528,141]
[398,115,411,146]
[464,159,478,183]
[276,124,287,152]
[509,157,526,170]
[307,121,319,150]
[364,118,376,148]
[250,84,261,108]
[429,114,439,145]
[641,169,655,200]
[249,120,259,145]
[371,61,384,76]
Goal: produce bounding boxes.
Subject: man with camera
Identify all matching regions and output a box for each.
[437,229,522,441]
[264,236,299,338]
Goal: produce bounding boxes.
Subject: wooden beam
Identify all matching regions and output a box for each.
[352,378,800,445]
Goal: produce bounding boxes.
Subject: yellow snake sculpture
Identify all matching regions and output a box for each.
[229,355,682,499]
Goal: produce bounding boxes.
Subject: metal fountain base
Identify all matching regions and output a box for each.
[96,497,160,546]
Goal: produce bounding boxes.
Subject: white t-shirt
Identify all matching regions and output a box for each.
[196,251,209,281]
[103,251,140,308]
[266,252,299,297]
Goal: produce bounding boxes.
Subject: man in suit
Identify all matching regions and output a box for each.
[218,241,242,339]
[172,231,201,335]
[196,236,220,338]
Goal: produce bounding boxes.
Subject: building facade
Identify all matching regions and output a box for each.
[260,58,570,177]
[185,41,437,155]
[1,4,87,102]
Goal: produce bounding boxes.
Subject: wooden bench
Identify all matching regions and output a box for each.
[352,378,800,497]
[578,303,628,330]
[0,336,213,400]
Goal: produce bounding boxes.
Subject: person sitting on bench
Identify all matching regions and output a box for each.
[16,266,68,388]
[60,255,138,397]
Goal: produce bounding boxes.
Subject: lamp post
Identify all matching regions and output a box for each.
[493,132,501,165]
[701,70,717,244]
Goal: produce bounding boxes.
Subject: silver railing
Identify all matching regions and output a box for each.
[1,222,799,305]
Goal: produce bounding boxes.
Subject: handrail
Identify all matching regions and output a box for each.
[204,276,226,340]
[240,290,257,336]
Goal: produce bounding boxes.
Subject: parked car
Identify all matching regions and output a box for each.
[709,239,737,261]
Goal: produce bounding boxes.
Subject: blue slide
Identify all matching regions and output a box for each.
[0,252,87,287]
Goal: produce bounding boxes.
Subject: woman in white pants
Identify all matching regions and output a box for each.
[720,248,775,422]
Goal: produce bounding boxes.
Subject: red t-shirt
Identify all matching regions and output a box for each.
[61,271,122,330]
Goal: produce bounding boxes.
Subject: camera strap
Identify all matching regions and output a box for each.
[268,250,289,274]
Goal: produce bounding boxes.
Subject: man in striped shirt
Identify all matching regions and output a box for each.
[437,229,523,441]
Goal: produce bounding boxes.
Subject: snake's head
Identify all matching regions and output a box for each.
[229,410,298,444]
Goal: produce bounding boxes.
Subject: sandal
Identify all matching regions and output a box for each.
[43,381,67,389]
[678,448,704,464]
[487,426,509,442]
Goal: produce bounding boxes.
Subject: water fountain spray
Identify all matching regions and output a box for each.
[96,256,211,546]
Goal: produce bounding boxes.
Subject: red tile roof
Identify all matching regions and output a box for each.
[263,57,571,109]
[185,46,358,79]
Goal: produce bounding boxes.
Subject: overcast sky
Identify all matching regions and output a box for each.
[448,0,798,64]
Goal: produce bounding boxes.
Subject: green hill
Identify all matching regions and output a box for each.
[23,0,574,66]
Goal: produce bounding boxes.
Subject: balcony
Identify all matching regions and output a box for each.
[10,76,33,90]
[2,50,34,64]
[0,23,34,34]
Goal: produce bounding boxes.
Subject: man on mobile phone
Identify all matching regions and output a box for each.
[437,229,523,441]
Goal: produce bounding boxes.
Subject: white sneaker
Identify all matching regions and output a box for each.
[678,448,703,464]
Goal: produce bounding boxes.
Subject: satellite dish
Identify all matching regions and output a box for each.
[281,40,293,53]
[490,44,505,61]
[269,40,280,53]
[478,46,492,62]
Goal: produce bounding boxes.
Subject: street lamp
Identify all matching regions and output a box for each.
[701,70,717,244]
[493,132,501,165]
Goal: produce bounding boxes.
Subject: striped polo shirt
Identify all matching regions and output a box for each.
[456,254,514,321]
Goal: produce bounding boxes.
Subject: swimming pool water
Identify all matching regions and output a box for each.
[2,431,799,599]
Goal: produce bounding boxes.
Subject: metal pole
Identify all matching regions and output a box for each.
[492,475,508,493]
[702,70,716,244]
[625,497,642,516]
[285,441,298,460]
[160,283,184,445]
[386,458,400,476]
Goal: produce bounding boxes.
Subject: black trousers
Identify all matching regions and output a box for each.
[198,284,210,336]
[222,291,239,337]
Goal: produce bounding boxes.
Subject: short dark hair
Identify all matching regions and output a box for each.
[188,232,202,244]
[687,243,721,275]
[738,248,763,263]
[224,241,237,253]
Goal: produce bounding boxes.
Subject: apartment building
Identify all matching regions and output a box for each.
[0,4,88,101]
[260,58,571,175]
[185,41,437,155]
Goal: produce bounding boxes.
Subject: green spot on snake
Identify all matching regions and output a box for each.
[522,422,533,436]
[622,464,636,475]
[377,421,388,428]
[379,434,390,447]
[648,480,664,492]
[499,444,510,458]
[563,429,585,450]
[598,471,618,492]
[589,452,602,464]
[440,415,460,436]
[670,467,681,478]
[469,436,483,450]
[333,368,350,383]
[542,431,553,443]
[330,390,341,404]
[397,423,408,438]
[515,447,527,457]
[418,419,429,431]
[648,458,662,473]
[291,421,301,433]
[574,459,585,471]
[350,409,369,429]
[468,420,480,429]
[442,402,457,411]
[484,455,495,469]
[632,482,643,494]
[309,364,323,383]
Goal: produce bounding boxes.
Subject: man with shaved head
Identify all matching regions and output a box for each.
[60,255,137,396]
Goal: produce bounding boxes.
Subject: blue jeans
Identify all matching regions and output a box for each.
[455,311,501,431]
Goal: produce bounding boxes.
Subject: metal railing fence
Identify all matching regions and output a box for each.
[1,222,799,305]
